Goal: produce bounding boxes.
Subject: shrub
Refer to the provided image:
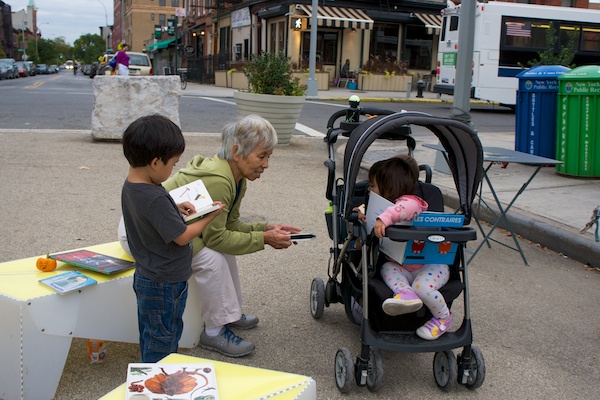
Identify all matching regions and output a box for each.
[244,51,306,96]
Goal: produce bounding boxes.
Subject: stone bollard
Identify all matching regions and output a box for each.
[91,76,181,141]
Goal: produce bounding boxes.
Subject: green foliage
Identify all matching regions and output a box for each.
[243,52,306,96]
[0,47,5,58]
[73,34,106,64]
[527,22,576,68]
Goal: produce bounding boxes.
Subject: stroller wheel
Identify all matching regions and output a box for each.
[366,347,384,392]
[433,350,457,391]
[310,278,325,319]
[459,345,486,389]
[334,348,355,393]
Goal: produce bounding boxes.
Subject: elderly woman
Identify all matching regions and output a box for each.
[119,114,300,357]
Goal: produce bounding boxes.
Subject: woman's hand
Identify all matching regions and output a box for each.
[264,229,294,249]
[266,223,301,233]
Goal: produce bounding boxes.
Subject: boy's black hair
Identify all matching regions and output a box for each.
[122,114,185,167]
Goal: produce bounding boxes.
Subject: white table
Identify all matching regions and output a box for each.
[0,242,204,400]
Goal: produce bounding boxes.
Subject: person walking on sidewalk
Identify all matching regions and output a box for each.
[115,43,130,76]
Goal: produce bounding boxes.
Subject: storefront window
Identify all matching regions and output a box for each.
[301,31,337,65]
[403,24,433,70]
[370,23,399,61]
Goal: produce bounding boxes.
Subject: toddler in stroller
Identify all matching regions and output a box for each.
[360,155,453,340]
[311,108,486,393]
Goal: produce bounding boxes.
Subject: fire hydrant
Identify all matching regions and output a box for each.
[416,79,425,98]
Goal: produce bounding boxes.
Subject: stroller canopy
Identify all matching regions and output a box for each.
[342,112,483,224]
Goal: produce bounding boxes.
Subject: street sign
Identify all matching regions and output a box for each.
[175,8,186,17]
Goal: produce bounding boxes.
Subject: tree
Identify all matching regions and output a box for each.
[73,34,106,64]
[527,22,576,68]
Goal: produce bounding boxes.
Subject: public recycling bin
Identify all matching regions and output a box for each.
[515,65,570,158]
[556,65,600,177]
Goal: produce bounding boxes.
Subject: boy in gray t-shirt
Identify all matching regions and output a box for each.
[121,114,223,362]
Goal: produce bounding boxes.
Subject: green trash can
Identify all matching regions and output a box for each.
[556,65,600,177]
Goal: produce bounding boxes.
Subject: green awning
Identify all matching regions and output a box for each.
[147,37,177,52]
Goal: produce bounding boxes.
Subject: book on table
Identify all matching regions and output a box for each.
[168,179,221,223]
[38,270,97,295]
[126,362,219,399]
[49,249,134,275]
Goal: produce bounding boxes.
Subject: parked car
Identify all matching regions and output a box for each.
[25,61,36,76]
[126,52,153,76]
[48,65,58,74]
[36,63,48,74]
[0,58,18,79]
[15,61,29,77]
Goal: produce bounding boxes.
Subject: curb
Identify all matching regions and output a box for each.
[442,192,599,268]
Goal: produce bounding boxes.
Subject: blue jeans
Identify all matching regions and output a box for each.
[133,271,188,362]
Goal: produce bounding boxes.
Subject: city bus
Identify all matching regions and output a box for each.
[434,1,600,106]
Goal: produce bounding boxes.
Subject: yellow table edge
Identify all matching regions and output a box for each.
[100,354,317,400]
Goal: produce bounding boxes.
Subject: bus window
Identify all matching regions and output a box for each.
[449,16,459,31]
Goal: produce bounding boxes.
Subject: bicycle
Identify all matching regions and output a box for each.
[178,68,187,90]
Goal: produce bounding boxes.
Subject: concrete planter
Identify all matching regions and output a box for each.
[230,72,249,90]
[359,74,412,91]
[214,71,229,87]
[233,91,305,145]
[291,72,330,91]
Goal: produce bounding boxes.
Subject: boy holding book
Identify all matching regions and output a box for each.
[121,114,223,362]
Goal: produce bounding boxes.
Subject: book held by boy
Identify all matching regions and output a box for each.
[366,192,464,265]
[39,270,97,295]
[125,362,219,399]
[168,179,221,223]
[49,250,134,275]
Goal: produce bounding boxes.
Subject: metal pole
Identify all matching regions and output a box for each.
[451,0,477,127]
[95,0,109,53]
[305,0,319,97]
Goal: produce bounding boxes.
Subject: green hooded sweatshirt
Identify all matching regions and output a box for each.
[163,155,267,256]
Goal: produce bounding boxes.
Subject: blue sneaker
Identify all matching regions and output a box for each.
[200,326,255,357]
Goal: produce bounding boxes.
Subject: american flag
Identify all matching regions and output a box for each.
[506,21,531,37]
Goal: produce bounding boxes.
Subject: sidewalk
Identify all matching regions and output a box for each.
[184,82,600,268]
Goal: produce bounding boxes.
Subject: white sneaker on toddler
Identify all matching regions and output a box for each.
[382,289,423,316]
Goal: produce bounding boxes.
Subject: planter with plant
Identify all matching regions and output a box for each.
[234,52,306,145]
[359,57,412,91]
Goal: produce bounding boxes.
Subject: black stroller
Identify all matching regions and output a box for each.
[310,106,485,392]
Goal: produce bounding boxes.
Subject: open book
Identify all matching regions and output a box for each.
[126,363,219,399]
[169,179,221,223]
[39,270,97,295]
[366,192,464,264]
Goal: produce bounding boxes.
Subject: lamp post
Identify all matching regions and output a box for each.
[95,0,109,53]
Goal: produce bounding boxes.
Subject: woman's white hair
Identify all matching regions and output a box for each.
[217,114,277,160]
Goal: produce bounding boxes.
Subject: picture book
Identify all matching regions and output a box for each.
[169,179,221,223]
[39,270,97,295]
[49,250,134,275]
[366,193,463,265]
[126,363,219,400]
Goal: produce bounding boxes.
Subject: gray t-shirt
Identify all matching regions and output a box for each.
[121,180,192,283]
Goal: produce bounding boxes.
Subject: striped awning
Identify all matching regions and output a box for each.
[297,5,374,30]
[413,13,443,31]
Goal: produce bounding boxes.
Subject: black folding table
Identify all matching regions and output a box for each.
[424,144,562,266]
